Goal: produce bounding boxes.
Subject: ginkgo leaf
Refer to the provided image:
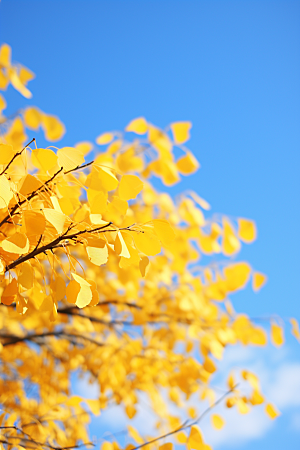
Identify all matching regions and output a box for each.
[176,152,200,175]
[211,414,225,430]
[23,107,42,130]
[118,175,144,201]
[96,132,114,145]
[126,117,148,134]
[10,69,32,98]
[187,425,203,450]
[133,231,161,256]
[22,210,46,237]
[0,144,14,164]
[159,444,173,450]
[270,322,284,346]
[66,274,93,308]
[0,93,6,112]
[139,256,149,277]
[18,262,34,290]
[97,166,119,191]
[252,272,267,292]
[170,121,192,144]
[242,370,260,391]
[85,399,101,416]
[265,403,280,419]
[238,218,256,243]
[152,219,176,247]
[75,141,93,155]
[125,405,136,419]
[18,174,42,196]
[290,318,300,342]
[19,66,35,85]
[223,262,251,292]
[43,209,66,234]
[57,147,84,172]
[115,232,131,259]
[0,233,29,255]
[41,114,65,141]
[0,175,13,209]
[0,43,11,67]
[127,425,144,444]
[31,148,58,172]
[222,218,241,255]
[86,243,108,266]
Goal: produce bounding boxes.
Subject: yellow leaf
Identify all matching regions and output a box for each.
[57,147,84,172]
[41,114,65,141]
[51,275,66,302]
[152,219,176,247]
[125,405,136,419]
[75,141,93,155]
[222,218,241,255]
[86,243,108,266]
[133,231,161,256]
[242,371,260,391]
[148,125,172,154]
[211,414,225,430]
[187,425,203,450]
[252,272,267,292]
[31,148,58,172]
[98,166,119,191]
[96,132,114,145]
[203,357,216,374]
[139,256,149,277]
[238,218,256,243]
[249,390,264,405]
[223,262,251,292]
[265,403,280,419]
[43,209,66,234]
[18,174,42,196]
[0,175,13,209]
[85,399,101,416]
[23,107,42,130]
[159,444,173,450]
[236,398,250,414]
[0,233,29,255]
[290,318,300,342]
[126,117,148,134]
[19,262,34,290]
[176,152,199,175]
[0,94,6,112]
[0,43,11,68]
[0,144,14,164]
[227,373,235,390]
[115,231,131,259]
[19,66,35,85]
[22,210,46,237]
[176,432,187,444]
[271,322,284,346]
[66,273,93,309]
[127,425,144,444]
[10,69,32,98]
[119,174,143,201]
[171,121,192,144]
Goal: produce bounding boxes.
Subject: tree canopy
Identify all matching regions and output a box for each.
[0,43,299,450]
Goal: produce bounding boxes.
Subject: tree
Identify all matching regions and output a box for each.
[0,43,299,450]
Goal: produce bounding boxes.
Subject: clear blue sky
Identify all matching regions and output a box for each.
[1,1,300,449]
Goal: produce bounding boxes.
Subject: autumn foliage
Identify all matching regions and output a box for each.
[0,43,299,450]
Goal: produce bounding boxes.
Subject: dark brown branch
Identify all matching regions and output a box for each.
[64,160,94,175]
[0,166,64,228]
[5,221,113,272]
[0,331,105,347]
[0,138,35,176]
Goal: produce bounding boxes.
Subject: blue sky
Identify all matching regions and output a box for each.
[1,0,300,449]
